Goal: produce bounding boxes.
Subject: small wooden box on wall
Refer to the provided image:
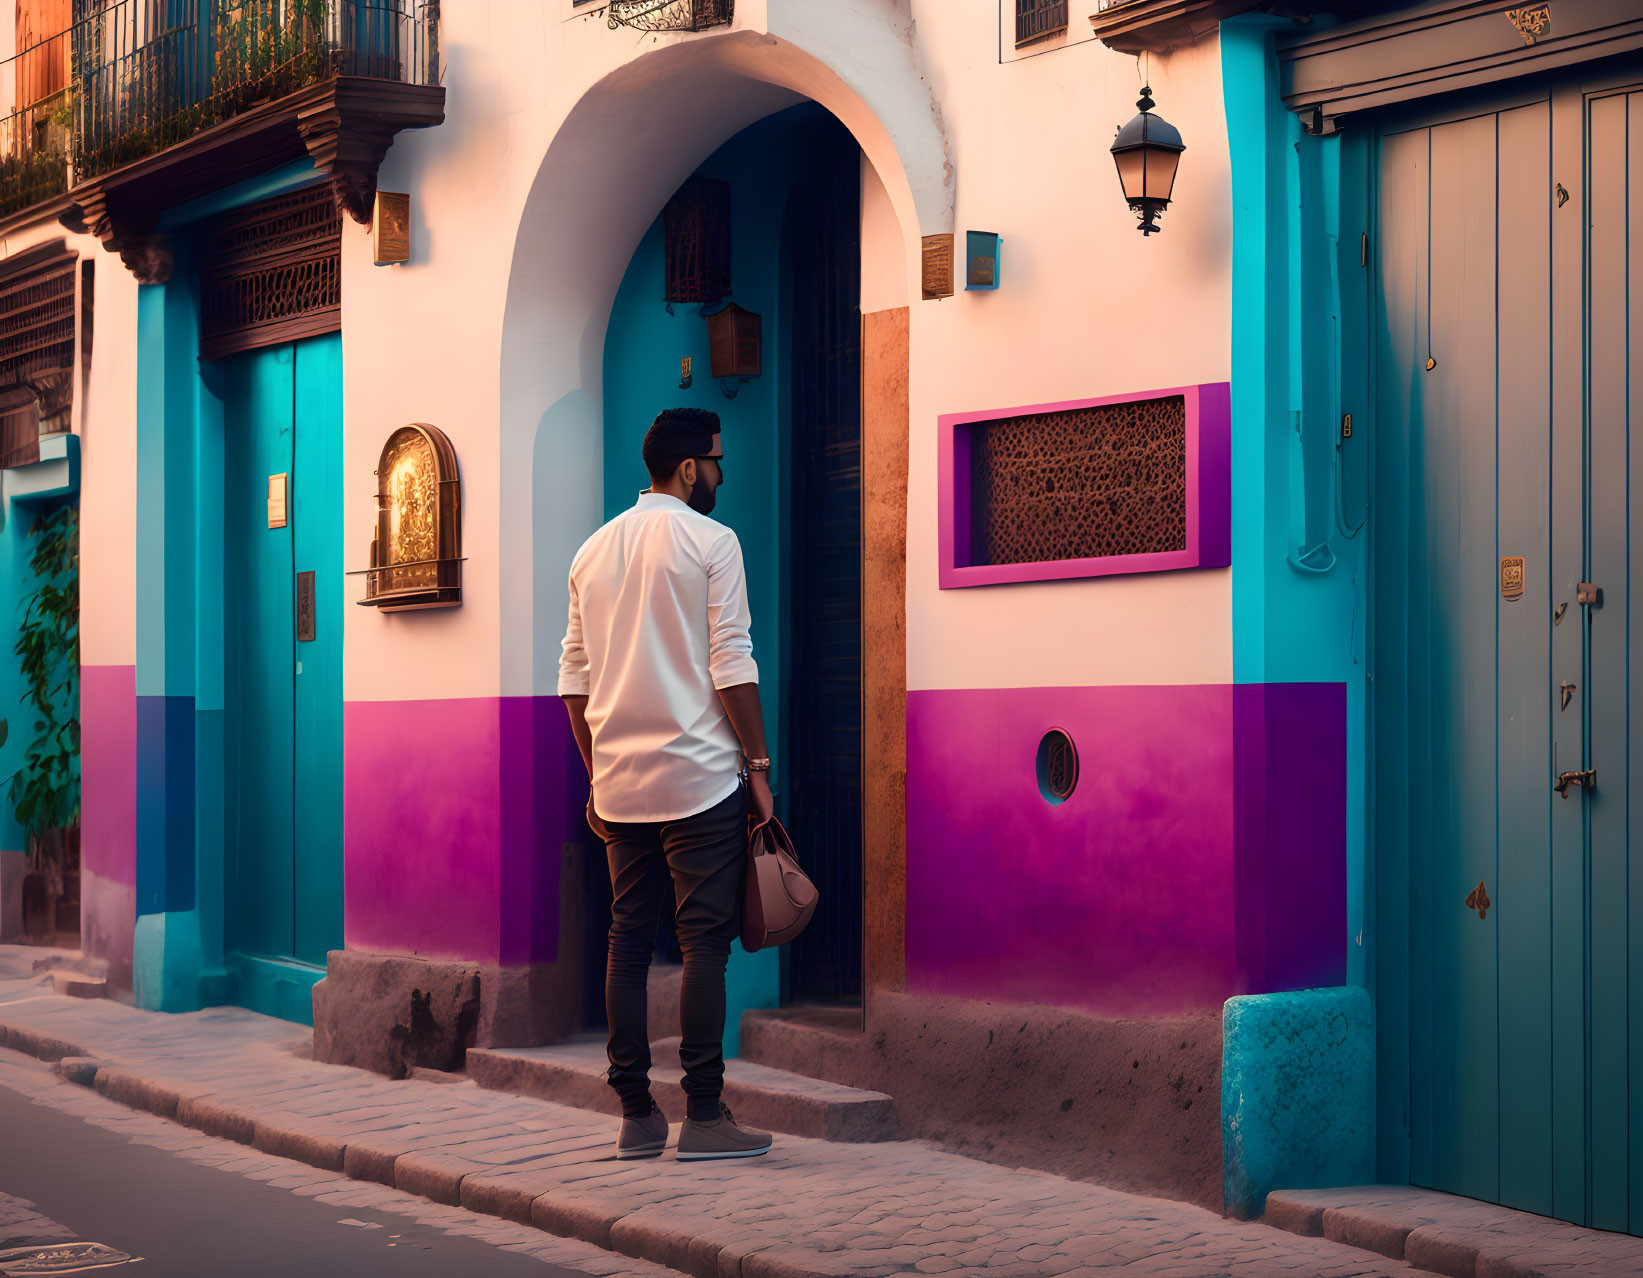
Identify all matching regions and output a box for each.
[707,303,761,379]
[356,423,464,611]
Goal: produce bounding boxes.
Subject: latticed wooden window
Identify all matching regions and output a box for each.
[970,394,1187,566]
[199,186,342,361]
[0,243,77,468]
[663,177,732,305]
[1015,0,1068,47]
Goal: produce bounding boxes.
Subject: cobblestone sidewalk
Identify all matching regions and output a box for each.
[0,948,1418,1277]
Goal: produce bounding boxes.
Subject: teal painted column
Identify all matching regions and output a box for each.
[1220,16,1377,1209]
[133,266,209,1012]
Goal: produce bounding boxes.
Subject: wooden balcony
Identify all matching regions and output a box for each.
[0,24,73,226]
[60,0,445,282]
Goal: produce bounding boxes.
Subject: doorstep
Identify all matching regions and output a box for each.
[1264,1184,1643,1277]
[467,1035,900,1143]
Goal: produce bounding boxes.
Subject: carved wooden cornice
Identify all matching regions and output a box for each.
[1279,0,1643,132]
[61,77,445,283]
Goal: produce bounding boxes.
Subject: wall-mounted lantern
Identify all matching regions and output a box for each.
[966,231,1002,290]
[1111,87,1185,236]
[355,423,463,611]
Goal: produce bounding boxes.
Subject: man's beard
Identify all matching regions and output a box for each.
[687,472,716,515]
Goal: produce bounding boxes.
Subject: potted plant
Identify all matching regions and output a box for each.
[10,504,79,944]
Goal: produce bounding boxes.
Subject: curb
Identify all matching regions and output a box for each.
[1261,1187,1643,1278]
[2,1018,868,1278]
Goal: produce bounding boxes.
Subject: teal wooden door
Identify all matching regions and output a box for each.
[1375,81,1643,1233]
[223,333,343,975]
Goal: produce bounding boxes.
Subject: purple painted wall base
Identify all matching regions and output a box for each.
[81,665,137,988]
[906,683,1344,1017]
[344,696,582,966]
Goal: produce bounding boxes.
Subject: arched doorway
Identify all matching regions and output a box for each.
[593,105,865,1023]
[499,28,936,1048]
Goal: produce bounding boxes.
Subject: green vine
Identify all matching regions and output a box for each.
[10,504,80,877]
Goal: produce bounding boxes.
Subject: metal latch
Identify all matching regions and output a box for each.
[1578,582,1602,607]
[1555,769,1597,798]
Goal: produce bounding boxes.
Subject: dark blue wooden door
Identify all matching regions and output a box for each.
[785,120,863,1005]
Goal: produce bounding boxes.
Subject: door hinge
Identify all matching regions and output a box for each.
[1360,232,1368,267]
[1577,581,1602,607]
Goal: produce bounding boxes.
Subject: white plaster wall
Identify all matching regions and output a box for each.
[861,156,909,315]
[903,5,1233,691]
[340,0,1232,703]
[76,245,140,670]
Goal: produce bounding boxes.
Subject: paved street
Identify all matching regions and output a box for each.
[0,1047,681,1278]
[0,948,1427,1278]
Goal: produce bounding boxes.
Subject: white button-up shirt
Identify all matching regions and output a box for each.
[559,492,759,823]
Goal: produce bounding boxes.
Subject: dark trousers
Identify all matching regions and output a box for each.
[602,785,745,1120]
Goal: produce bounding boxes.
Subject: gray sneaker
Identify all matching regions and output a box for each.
[616,1100,669,1159]
[676,1104,772,1161]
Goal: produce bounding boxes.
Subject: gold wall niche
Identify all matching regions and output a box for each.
[357,422,463,611]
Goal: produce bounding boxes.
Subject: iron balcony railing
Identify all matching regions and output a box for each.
[1014,0,1068,47]
[0,26,74,220]
[71,0,440,183]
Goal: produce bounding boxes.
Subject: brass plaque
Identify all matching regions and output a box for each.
[921,234,954,300]
[296,571,316,642]
[373,191,410,266]
[1500,556,1524,601]
[267,473,288,529]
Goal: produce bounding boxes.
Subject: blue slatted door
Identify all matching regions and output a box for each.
[1378,84,1643,1233]
[1376,103,1561,1215]
[224,335,344,971]
[1584,87,1641,1237]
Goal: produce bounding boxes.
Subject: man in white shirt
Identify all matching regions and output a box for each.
[560,407,776,1162]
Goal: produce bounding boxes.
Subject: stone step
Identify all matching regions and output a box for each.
[466,1035,901,1143]
[51,972,107,1000]
[32,952,108,981]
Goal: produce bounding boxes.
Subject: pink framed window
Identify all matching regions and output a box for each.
[938,382,1230,589]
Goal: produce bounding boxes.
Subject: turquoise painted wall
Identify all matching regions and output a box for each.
[133,161,333,1016]
[603,106,846,1049]
[1223,18,1369,987]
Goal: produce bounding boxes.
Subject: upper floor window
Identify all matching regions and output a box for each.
[1015,0,1068,48]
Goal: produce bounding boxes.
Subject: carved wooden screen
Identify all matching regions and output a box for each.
[200,186,342,361]
[1015,0,1068,47]
[0,241,77,467]
[970,393,1187,566]
[663,176,731,304]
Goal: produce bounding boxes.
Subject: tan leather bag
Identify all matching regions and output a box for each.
[741,816,818,952]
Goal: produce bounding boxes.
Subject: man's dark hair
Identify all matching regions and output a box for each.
[642,407,720,484]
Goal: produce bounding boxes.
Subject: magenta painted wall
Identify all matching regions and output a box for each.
[905,684,1344,1017]
[81,665,137,984]
[344,696,578,965]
